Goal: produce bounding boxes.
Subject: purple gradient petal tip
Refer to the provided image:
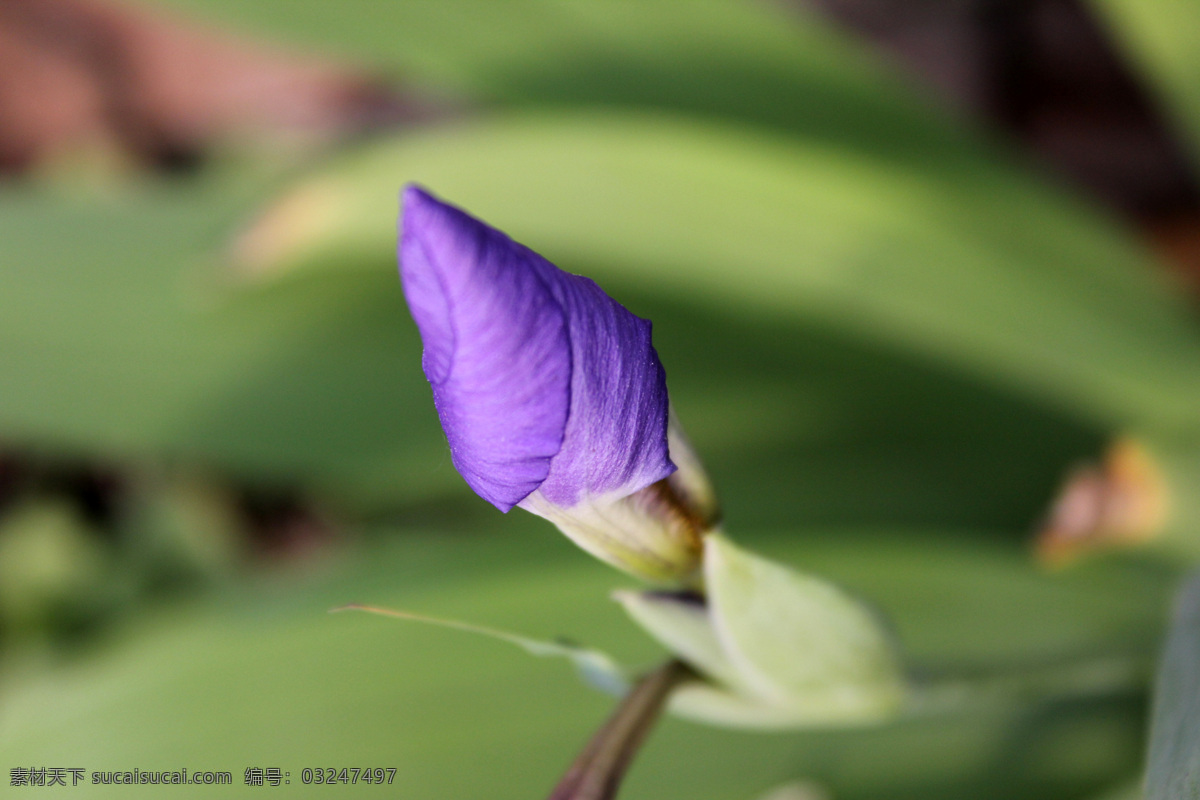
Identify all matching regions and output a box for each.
[398,184,675,514]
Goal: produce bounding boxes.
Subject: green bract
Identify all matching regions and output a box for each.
[620,535,906,729]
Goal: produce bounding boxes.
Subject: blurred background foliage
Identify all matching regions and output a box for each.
[3,0,1200,798]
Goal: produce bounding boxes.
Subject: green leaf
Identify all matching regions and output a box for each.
[0,525,1169,798]
[1096,0,1200,157]
[1145,571,1200,800]
[227,112,1200,438]
[0,501,118,637]
[150,0,978,169]
[0,161,1105,526]
[1089,778,1143,800]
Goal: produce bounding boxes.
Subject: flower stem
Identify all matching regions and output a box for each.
[547,659,692,800]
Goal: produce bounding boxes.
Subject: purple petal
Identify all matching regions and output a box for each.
[398,185,674,512]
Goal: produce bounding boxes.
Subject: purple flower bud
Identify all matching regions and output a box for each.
[398,186,716,582]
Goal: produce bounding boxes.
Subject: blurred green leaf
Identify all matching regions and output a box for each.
[149,0,979,167]
[122,473,246,589]
[0,524,1175,799]
[1146,571,1200,800]
[0,171,449,507]
[1097,0,1200,156]
[1091,778,1143,800]
[11,2,1184,528]
[0,501,115,638]
[0,124,1108,531]
[230,113,1200,434]
[152,0,1200,176]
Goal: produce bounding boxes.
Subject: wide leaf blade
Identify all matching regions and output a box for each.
[1146,571,1200,800]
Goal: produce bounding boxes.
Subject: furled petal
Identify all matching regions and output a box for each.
[398,185,675,513]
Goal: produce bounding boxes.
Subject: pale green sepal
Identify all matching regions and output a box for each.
[520,492,702,585]
[667,679,900,730]
[613,590,746,691]
[333,604,629,696]
[704,534,908,719]
[667,681,846,730]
